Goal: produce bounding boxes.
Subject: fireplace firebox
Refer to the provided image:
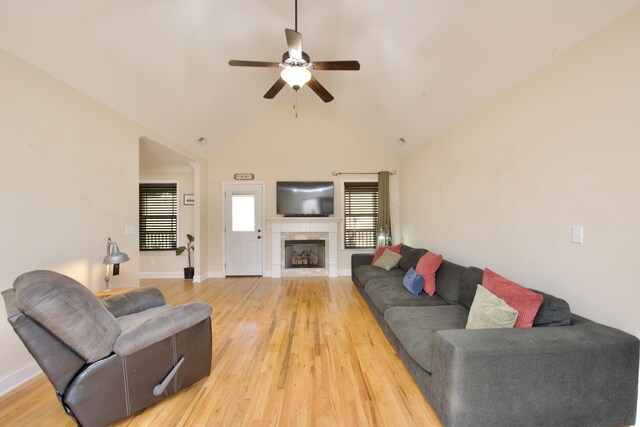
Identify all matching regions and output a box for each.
[284,240,326,269]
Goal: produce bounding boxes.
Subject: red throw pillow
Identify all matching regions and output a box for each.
[371,243,403,265]
[482,268,543,328]
[416,252,443,296]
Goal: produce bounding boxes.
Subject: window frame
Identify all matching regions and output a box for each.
[139,180,179,252]
[343,180,379,250]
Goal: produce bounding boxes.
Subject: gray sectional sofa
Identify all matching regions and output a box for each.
[352,246,639,427]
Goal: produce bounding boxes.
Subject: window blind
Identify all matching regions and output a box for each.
[139,183,178,251]
[344,181,378,249]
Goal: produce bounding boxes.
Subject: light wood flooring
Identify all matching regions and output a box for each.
[0,276,443,426]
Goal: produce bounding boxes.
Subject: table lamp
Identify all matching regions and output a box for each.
[376,228,388,249]
[103,238,129,290]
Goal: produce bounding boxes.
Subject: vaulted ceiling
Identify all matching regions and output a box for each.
[2,0,638,158]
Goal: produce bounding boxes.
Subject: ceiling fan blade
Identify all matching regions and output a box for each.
[312,60,361,71]
[307,76,334,103]
[285,28,303,60]
[264,78,287,99]
[229,60,280,68]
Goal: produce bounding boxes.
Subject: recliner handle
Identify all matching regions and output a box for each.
[153,356,185,396]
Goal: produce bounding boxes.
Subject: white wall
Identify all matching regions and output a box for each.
[0,48,202,394]
[399,7,640,419]
[139,167,195,277]
[208,100,401,276]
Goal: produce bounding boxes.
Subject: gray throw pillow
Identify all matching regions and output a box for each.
[466,285,518,329]
[372,249,403,271]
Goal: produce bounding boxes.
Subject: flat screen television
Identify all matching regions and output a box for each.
[276,181,334,217]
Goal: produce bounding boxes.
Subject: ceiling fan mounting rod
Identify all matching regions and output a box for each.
[295,0,298,32]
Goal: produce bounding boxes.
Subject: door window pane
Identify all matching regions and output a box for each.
[232,194,255,231]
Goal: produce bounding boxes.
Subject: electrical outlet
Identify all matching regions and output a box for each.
[571,226,584,244]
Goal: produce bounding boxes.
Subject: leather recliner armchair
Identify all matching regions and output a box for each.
[2,270,212,427]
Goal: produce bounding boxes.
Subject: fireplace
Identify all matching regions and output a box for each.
[267,218,339,277]
[284,239,326,269]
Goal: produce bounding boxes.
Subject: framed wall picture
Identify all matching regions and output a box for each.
[184,194,195,205]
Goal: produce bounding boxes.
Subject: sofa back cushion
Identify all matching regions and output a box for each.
[398,246,428,272]
[434,260,466,304]
[14,270,121,363]
[460,266,485,310]
[531,289,572,327]
[459,268,572,326]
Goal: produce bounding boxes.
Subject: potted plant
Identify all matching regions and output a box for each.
[176,234,195,280]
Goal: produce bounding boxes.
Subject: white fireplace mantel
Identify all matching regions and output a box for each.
[267,217,340,278]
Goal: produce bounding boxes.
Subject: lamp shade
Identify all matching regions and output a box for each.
[281,66,311,90]
[103,238,130,265]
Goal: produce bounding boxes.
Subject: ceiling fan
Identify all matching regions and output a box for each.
[228,0,360,103]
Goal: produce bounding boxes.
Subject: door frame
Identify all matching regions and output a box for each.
[221,181,266,277]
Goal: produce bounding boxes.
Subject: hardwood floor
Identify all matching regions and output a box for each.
[0,277,443,426]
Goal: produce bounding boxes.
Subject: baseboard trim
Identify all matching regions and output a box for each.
[0,362,41,396]
[139,272,183,279]
[139,272,211,283]
[205,270,348,279]
[263,270,348,278]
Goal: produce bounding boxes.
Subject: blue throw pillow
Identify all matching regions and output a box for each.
[403,267,424,296]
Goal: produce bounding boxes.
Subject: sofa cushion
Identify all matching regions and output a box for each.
[384,305,469,373]
[398,246,428,272]
[371,243,403,265]
[416,252,444,296]
[531,289,572,327]
[366,278,448,314]
[372,249,403,270]
[434,260,466,304]
[482,269,543,328]
[354,265,406,287]
[114,302,212,356]
[116,305,173,330]
[460,266,485,310]
[466,285,518,329]
[14,270,121,363]
[402,268,424,295]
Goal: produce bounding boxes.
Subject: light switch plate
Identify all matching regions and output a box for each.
[571,225,583,244]
[125,225,136,236]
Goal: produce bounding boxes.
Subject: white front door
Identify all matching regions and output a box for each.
[224,184,263,276]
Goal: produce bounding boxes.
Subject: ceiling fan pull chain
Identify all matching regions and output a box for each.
[294,91,298,118]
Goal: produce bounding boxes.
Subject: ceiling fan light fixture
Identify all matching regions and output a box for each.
[281,67,311,90]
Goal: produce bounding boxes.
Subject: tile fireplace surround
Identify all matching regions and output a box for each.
[267,218,339,277]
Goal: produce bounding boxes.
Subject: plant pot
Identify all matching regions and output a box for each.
[183,267,195,280]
